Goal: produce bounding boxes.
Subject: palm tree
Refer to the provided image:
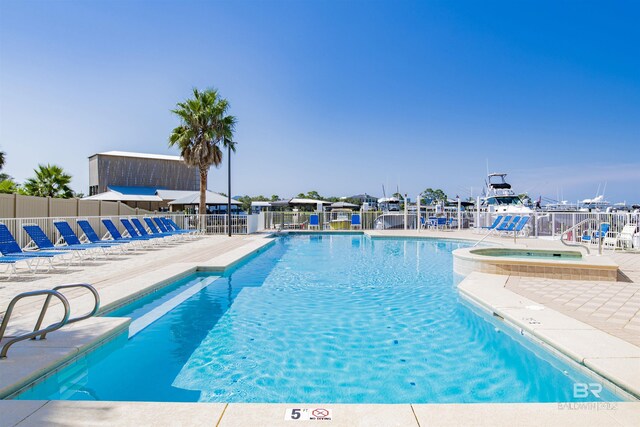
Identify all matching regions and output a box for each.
[0,150,5,171]
[169,88,237,219]
[23,164,74,198]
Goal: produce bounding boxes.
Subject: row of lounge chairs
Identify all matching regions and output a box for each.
[0,217,198,279]
[583,222,638,250]
[482,215,531,235]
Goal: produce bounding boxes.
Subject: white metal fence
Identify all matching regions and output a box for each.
[262,210,640,237]
[0,213,255,249]
[2,211,638,250]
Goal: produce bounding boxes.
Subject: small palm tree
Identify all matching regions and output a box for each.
[23,164,74,198]
[169,88,236,217]
[0,150,5,170]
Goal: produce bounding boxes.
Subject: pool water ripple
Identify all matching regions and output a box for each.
[16,235,619,403]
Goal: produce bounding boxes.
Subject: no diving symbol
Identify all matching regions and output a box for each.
[312,408,329,418]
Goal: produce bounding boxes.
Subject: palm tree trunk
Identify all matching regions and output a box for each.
[199,169,208,231]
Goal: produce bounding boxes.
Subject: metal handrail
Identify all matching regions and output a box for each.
[33,284,100,339]
[560,218,604,255]
[0,290,70,358]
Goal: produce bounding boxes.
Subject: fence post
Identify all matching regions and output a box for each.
[457,197,461,231]
[403,194,408,230]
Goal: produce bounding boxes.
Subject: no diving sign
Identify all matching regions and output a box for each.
[285,408,333,421]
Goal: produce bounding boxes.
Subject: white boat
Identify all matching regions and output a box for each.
[481,173,533,214]
[579,195,611,212]
[542,200,579,212]
[377,197,401,212]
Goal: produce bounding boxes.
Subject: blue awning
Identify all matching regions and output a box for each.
[107,186,164,196]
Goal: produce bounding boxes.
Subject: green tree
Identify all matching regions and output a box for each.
[169,88,237,215]
[0,179,18,194]
[0,150,5,170]
[422,188,447,204]
[270,195,279,201]
[23,164,73,198]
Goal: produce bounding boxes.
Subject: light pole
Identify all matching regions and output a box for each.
[227,140,232,237]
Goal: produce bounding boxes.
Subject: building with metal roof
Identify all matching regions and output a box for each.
[88,151,198,196]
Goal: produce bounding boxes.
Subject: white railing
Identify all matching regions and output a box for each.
[475,211,639,239]
[262,210,476,231]
[261,209,640,237]
[0,213,252,249]
[4,211,635,248]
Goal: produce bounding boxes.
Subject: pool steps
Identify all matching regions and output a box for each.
[128,276,219,338]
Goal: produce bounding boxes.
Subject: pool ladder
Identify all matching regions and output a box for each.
[560,218,603,255]
[0,284,100,359]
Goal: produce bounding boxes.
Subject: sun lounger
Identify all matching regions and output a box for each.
[119,219,159,244]
[23,224,101,260]
[102,218,150,247]
[131,218,174,242]
[77,220,132,249]
[495,216,518,232]
[0,224,69,272]
[309,214,320,230]
[482,215,504,230]
[0,255,40,278]
[603,223,638,250]
[351,214,361,230]
[581,223,610,245]
[54,221,121,255]
[144,218,186,240]
[163,218,198,236]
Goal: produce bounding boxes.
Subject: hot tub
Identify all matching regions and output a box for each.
[453,246,618,281]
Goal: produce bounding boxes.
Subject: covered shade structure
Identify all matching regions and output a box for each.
[329,201,359,210]
[168,191,242,213]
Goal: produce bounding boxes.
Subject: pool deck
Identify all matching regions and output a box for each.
[1,230,639,426]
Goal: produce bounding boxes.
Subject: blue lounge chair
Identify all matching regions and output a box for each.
[0,256,40,278]
[482,215,504,230]
[54,221,119,253]
[119,219,158,242]
[498,216,521,232]
[153,217,171,233]
[582,223,610,245]
[500,216,530,238]
[77,220,131,248]
[23,224,99,260]
[144,217,165,235]
[161,218,196,237]
[494,216,515,232]
[0,224,68,271]
[351,214,361,230]
[131,218,173,242]
[102,219,149,246]
[514,216,530,232]
[164,218,197,235]
[309,214,319,230]
[144,218,185,240]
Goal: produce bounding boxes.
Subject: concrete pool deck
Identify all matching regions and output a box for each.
[1,230,639,426]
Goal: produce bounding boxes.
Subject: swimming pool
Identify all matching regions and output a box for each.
[14,234,619,403]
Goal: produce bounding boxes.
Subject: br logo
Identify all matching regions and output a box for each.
[573,383,602,398]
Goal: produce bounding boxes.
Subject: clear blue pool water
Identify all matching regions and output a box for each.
[15,234,619,403]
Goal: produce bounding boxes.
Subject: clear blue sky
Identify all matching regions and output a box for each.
[1,0,638,203]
